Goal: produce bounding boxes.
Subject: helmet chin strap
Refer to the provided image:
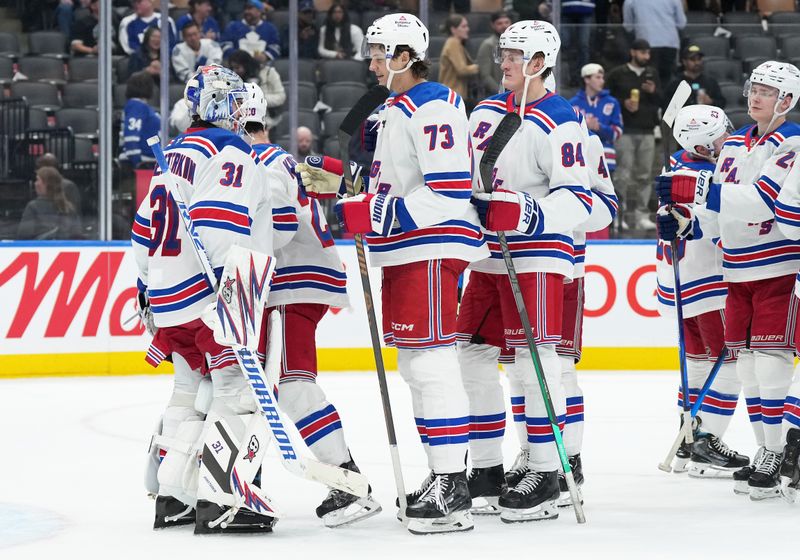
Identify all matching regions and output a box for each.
[385,56,416,92]
[517,63,547,117]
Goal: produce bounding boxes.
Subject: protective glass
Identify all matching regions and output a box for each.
[361,39,386,60]
[493,46,525,65]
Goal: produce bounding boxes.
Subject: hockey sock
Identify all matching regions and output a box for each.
[677,358,704,411]
[457,342,506,468]
[783,367,800,439]
[738,350,766,447]
[398,351,432,469]
[753,350,794,452]
[695,360,740,437]
[504,360,531,450]
[560,356,583,457]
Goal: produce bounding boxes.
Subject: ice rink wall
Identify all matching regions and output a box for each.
[0,240,679,377]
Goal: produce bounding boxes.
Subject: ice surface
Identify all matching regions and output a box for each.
[0,371,794,559]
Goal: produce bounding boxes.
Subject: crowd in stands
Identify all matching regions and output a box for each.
[3,0,800,240]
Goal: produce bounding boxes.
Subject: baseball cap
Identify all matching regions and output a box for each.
[631,38,650,51]
[581,63,604,78]
[246,0,264,10]
[681,44,704,59]
[299,0,315,11]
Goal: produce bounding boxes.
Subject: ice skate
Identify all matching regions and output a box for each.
[504,448,529,488]
[673,439,692,473]
[748,449,783,501]
[733,447,764,495]
[779,428,800,503]
[557,454,584,508]
[405,471,474,535]
[499,469,560,523]
[396,470,434,509]
[688,433,749,479]
[316,460,382,528]
[467,465,506,515]
[153,495,195,529]
[194,500,276,534]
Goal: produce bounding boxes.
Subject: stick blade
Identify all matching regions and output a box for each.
[338,85,390,136]
[663,80,692,127]
[479,112,522,193]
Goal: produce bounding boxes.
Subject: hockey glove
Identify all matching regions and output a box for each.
[654,169,714,205]
[335,192,399,236]
[471,189,540,234]
[137,290,157,336]
[295,156,363,199]
[656,204,694,241]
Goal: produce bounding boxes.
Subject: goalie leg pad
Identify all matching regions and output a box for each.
[156,418,205,508]
[754,350,794,452]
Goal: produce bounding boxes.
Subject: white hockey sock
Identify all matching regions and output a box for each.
[783,364,800,439]
[457,342,505,468]
[695,361,740,437]
[504,360,529,450]
[398,351,431,469]
[676,358,706,411]
[753,350,793,452]
[737,350,765,447]
[560,356,583,457]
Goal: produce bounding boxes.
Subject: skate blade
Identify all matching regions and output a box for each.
[556,489,584,508]
[733,480,751,495]
[672,457,690,474]
[407,511,474,535]
[500,500,559,523]
[687,463,736,479]
[748,486,781,501]
[322,498,382,528]
[469,496,501,515]
[780,479,798,504]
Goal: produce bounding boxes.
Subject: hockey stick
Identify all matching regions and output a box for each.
[479,112,586,524]
[146,136,368,498]
[335,85,411,521]
[658,346,729,472]
[660,81,694,452]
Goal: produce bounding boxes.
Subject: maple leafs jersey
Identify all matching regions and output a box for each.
[131,126,272,327]
[656,150,727,318]
[364,81,489,267]
[253,143,349,309]
[468,91,594,278]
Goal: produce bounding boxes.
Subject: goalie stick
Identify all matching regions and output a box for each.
[479,112,586,524]
[336,86,411,522]
[146,136,368,499]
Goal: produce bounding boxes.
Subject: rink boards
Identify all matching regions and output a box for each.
[0,240,678,377]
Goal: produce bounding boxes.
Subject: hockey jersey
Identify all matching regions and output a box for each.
[253,142,349,309]
[702,121,800,283]
[120,99,160,167]
[131,126,272,328]
[656,150,727,318]
[569,89,623,171]
[363,81,489,268]
[467,90,594,278]
[118,12,177,55]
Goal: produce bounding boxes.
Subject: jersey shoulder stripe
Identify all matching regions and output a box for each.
[131,213,150,247]
[172,127,256,158]
[254,142,290,167]
[474,92,511,115]
[670,149,715,172]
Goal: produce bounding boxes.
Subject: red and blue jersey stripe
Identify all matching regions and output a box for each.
[424,171,472,199]
[699,389,738,417]
[148,271,214,314]
[784,395,800,428]
[762,398,785,425]
[295,404,343,446]
[722,239,800,270]
[271,265,347,295]
[188,200,252,235]
[131,213,150,248]
[657,275,727,307]
[366,220,484,254]
[775,198,800,229]
[468,412,506,440]
[272,205,298,232]
[484,232,574,264]
[423,416,470,446]
[526,414,566,444]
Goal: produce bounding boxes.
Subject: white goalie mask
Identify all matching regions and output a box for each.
[184,64,247,132]
[744,61,800,116]
[673,105,732,160]
[361,13,428,90]
[237,82,268,130]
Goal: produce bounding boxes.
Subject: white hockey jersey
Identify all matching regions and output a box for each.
[253,142,350,309]
[702,121,800,283]
[656,150,727,319]
[132,126,271,327]
[364,81,489,268]
[468,90,594,278]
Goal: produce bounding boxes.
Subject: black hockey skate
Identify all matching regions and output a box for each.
[194,499,276,534]
[467,465,507,515]
[748,449,783,501]
[688,433,749,478]
[316,460,381,528]
[406,471,474,535]
[153,495,195,529]
[674,439,692,473]
[733,447,764,495]
[504,448,529,488]
[499,469,560,523]
[779,428,800,503]
[556,454,585,508]
[395,470,434,509]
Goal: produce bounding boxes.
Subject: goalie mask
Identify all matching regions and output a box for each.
[184,64,247,133]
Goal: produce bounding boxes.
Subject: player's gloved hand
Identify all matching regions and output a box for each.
[656,204,694,241]
[471,189,540,234]
[362,116,379,152]
[335,192,398,236]
[295,156,363,198]
[654,169,713,205]
[137,290,157,336]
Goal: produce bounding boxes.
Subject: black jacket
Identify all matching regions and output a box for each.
[663,73,726,111]
[606,63,663,133]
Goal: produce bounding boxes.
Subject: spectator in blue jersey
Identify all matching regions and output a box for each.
[118,0,176,56]
[569,63,623,173]
[280,0,319,59]
[562,0,595,86]
[127,26,162,79]
[120,72,160,169]
[175,0,220,42]
[221,0,280,63]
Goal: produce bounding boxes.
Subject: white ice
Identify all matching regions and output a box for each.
[0,370,794,559]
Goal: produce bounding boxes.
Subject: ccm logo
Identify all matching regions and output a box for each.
[391,322,415,331]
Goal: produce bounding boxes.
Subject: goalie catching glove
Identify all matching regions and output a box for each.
[295,156,363,198]
[654,169,715,206]
[471,189,540,234]
[656,204,694,241]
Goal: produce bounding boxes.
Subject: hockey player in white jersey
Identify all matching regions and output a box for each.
[655,105,749,478]
[456,21,594,523]
[133,65,277,532]
[236,83,381,526]
[656,61,800,499]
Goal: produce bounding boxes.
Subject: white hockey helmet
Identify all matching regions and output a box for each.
[184,64,246,132]
[744,60,800,115]
[361,13,429,62]
[494,20,561,70]
[237,82,268,129]
[673,104,732,159]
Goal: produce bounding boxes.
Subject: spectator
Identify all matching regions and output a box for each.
[228,50,286,127]
[513,0,552,21]
[175,0,221,41]
[172,22,223,82]
[55,0,82,38]
[127,26,162,78]
[221,0,280,63]
[36,153,81,213]
[296,126,318,159]
[69,0,99,55]
[17,167,82,240]
[169,97,192,134]
[477,11,513,97]
[439,14,480,109]
[119,72,160,168]
[606,39,661,231]
[623,0,686,87]
[663,44,726,111]
[562,0,595,86]
[118,0,177,56]
[433,0,469,11]
[281,0,319,59]
[570,63,623,173]
[318,2,364,61]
